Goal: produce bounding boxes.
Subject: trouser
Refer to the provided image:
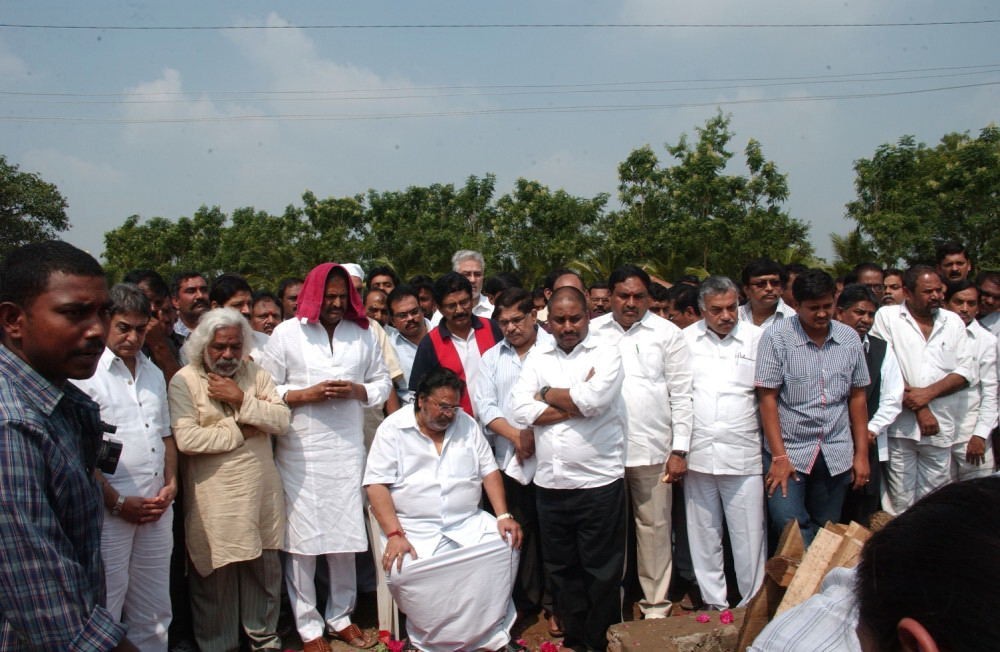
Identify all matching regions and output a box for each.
[764,452,850,549]
[502,471,552,615]
[684,472,766,609]
[536,479,626,652]
[625,464,673,617]
[884,438,951,515]
[841,441,884,526]
[102,504,173,652]
[189,550,282,652]
[951,437,996,481]
[287,552,358,640]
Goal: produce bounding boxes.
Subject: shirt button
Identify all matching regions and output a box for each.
[128,380,133,385]
[151,447,156,452]
[145,424,150,428]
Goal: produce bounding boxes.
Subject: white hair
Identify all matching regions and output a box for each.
[697,276,741,311]
[181,307,254,371]
[451,250,484,271]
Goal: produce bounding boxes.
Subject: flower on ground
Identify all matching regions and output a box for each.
[720,610,734,624]
[695,613,711,623]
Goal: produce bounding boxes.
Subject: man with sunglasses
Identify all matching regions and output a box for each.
[739,259,796,328]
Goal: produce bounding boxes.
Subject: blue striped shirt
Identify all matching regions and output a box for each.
[755,317,869,476]
[0,345,126,650]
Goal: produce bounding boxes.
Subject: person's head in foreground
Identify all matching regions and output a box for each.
[414,367,465,435]
[855,476,1000,651]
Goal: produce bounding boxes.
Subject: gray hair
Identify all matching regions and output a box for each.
[698,276,740,311]
[451,249,485,271]
[181,307,254,371]
[109,283,151,318]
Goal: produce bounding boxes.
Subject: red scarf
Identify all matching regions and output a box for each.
[295,262,369,329]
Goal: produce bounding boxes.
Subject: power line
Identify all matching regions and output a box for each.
[1,19,999,30]
[1,80,995,124]
[2,63,997,100]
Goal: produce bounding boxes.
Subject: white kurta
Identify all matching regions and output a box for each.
[261,318,391,555]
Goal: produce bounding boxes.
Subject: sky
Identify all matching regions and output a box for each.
[2,1,997,264]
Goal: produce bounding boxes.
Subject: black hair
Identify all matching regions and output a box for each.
[209,273,252,307]
[608,264,651,292]
[543,268,583,292]
[903,265,941,293]
[432,272,473,305]
[366,265,400,290]
[122,269,169,299]
[387,284,421,314]
[170,271,206,298]
[944,279,977,301]
[856,477,1000,652]
[671,283,701,316]
[844,262,884,285]
[0,240,104,307]
[935,241,969,265]
[741,258,787,286]
[649,282,670,303]
[277,277,304,302]
[483,275,514,298]
[414,367,466,411]
[836,283,879,310]
[792,269,836,303]
[975,270,1000,287]
[675,274,701,287]
[588,281,609,292]
[492,288,534,319]
[252,289,281,311]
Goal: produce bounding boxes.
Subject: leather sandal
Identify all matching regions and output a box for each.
[333,623,376,649]
[546,613,564,637]
[301,636,330,652]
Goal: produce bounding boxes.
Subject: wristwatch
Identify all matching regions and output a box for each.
[670,450,688,459]
[111,494,126,517]
[540,385,551,403]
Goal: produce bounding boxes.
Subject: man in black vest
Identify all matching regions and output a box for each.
[835,284,904,524]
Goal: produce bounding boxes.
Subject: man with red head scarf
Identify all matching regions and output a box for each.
[260,263,392,651]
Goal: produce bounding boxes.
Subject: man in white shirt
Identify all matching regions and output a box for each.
[73,283,177,652]
[452,249,494,318]
[590,265,693,619]
[977,271,1000,337]
[260,263,392,651]
[473,289,554,629]
[512,287,625,652]
[834,284,904,524]
[943,280,998,479]
[679,276,766,612]
[739,259,796,328]
[870,265,976,514]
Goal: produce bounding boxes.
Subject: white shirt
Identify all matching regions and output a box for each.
[738,297,796,329]
[980,311,1000,338]
[511,332,625,489]
[261,317,392,554]
[72,348,170,497]
[957,320,999,443]
[248,329,269,363]
[864,336,905,463]
[473,294,494,319]
[363,407,498,559]
[591,311,694,467]
[450,327,485,407]
[682,320,763,475]
[870,303,977,446]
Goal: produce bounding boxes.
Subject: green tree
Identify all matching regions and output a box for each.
[829,228,878,277]
[607,111,812,280]
[0,155,70,257]
[846,125,1000,268]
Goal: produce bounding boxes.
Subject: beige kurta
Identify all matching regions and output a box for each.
[168,361,290,577]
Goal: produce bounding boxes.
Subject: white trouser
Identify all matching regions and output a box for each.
[625,463,673,618]
[101,504,173,652]
[884,438,951,515]
[286,552,357,640]
[951,438,996,481]
[684,471,766,609]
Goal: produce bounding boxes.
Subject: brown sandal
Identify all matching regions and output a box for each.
[333,624,376,649]
[301,636,331,652]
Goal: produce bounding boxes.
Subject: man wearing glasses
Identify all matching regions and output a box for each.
[409,272,503,417]
[739,259,796,328]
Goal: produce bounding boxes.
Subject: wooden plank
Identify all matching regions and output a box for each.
[775,528,843,615]
[829,535,865,570]
[774,519,805,561]
[735,576,785,651]
[764,556,800,588]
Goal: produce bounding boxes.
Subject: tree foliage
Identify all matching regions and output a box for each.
[846,125,1000,268]
[0,155,70,257]
[602,111,813,280]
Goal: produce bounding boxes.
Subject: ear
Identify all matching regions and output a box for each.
[897,617,939,652]
[211,301,220,309]
[0,301,26,342]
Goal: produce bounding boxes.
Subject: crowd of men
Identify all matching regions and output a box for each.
[1,238,997,652]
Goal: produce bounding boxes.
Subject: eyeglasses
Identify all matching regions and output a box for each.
[440,297,472,312]
[865,283,886,293]
[392,307,423,320]
[425,396,460,414]
[749,279,783,289]
[498,313,528,329]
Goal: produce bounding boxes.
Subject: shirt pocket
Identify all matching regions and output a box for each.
[442,446,478,480]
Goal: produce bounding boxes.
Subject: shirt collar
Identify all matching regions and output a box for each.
[790,315,839,346]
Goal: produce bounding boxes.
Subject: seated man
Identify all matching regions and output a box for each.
[364,368,524,652]
[168,307,290,652]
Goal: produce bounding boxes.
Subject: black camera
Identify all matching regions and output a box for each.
[97,422,123,475]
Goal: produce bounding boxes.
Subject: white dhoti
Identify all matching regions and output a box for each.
[386,521,518,652]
